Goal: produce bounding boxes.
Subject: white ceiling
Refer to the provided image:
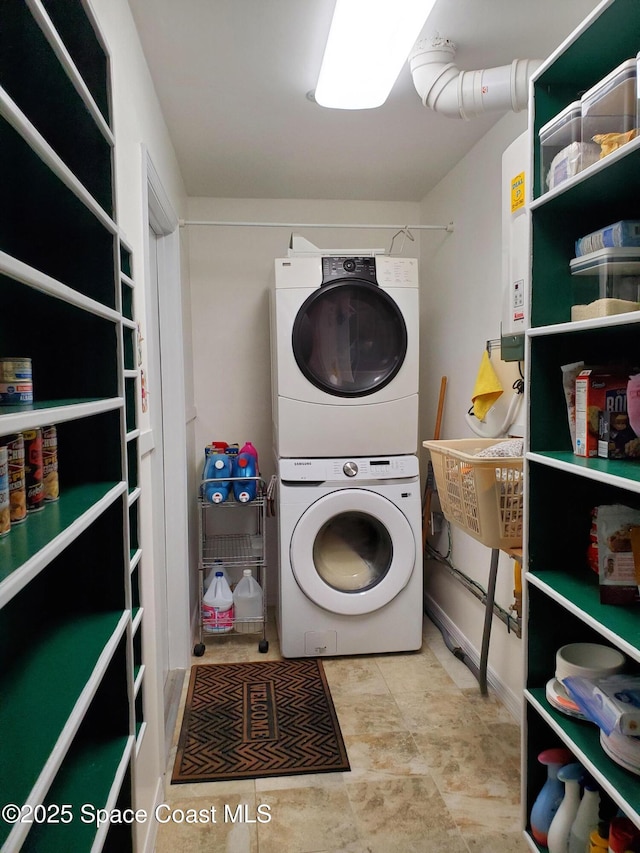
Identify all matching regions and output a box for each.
[126,0,599,202]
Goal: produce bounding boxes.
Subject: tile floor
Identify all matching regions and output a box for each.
[156,613,529,853]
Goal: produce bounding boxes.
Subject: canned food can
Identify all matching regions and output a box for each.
[0,433,26,523]
[0,358,33,407]
[23,428,44,512]
[42,425,59,502]
[0,446,10,536]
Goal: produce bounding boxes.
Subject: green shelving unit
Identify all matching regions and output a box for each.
[0,3,142,851]
[524,0,640,845]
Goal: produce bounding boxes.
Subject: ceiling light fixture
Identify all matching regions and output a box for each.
[314,0,437,110]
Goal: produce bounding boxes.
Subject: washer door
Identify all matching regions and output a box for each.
[289,488,416,615]
[291,280,408,398]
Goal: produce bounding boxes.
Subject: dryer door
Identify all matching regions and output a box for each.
[291,279,408,398]
[289,488,416,615]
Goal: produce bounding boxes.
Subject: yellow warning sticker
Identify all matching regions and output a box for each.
[511,172,525,212]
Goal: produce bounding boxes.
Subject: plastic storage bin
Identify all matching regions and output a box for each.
[570,247,640,320]
[423,438,523,550]
[582,57,639,160]
[539,101,599,193]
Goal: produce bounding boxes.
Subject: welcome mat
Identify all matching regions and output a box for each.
[172,659,350,783]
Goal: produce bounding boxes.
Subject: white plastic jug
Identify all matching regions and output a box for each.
[204,560,229,590]
[202,571,234,633]
[233,569,263,633]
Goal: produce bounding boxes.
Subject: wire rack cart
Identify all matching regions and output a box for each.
[194,476,268,655]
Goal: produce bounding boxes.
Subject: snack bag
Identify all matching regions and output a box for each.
[597,504,640,604]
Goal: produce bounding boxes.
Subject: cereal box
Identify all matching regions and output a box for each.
[575,368,629,457]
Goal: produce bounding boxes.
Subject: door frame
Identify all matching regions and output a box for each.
[141,147,190,671]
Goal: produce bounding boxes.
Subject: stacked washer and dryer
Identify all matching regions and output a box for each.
[270,249,423,657]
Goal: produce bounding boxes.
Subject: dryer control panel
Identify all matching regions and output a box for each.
[279,455,419,482]
[321,256,377,284]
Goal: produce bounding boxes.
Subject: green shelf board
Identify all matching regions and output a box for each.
[20,735,131,853]
[528,569,640,652]
[0,610,125,838]
[0,482,122,584]
[527,687,640,817]
[531,451,640,485]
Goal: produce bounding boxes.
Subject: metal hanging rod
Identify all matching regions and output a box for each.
[178,219,454,232]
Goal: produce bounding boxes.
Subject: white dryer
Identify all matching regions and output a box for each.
[276,454,423,657]
[270,255,419,458]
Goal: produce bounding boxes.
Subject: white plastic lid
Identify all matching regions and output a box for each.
[539,100,581,141]
[570,246,640,275]
[582,57,637,109]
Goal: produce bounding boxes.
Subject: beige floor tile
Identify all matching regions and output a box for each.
[342,730,432,780]
[255,784,360,853]
[441,790,523,834]
[464,831,531,852]
[413,729,522,799]
[394,689,489,734]
[322,657,392,697]
[330,692,407,736]
[153,793,258,853]
[375,651,460,694]
[345,777,469,853]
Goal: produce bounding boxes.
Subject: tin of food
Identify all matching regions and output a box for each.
[0,433,27,523]
[0,446,10,536]
[42,425,59,502]
[23,428,44,512]
[0,358,33,407]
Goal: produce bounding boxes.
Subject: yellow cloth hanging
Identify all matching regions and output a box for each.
[471,350,504,420]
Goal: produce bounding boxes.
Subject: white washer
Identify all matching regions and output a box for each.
[270,255,419,458]
[276,454,423,657]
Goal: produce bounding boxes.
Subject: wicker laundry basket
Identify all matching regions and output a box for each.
[423,438,523,551]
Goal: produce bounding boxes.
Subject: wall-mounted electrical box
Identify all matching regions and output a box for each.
[501,131,530,361]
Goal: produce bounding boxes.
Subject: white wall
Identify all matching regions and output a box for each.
[419,109,528,714]
[88,2,190,850]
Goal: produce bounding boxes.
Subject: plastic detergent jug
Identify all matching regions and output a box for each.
[202,447,233,504]
[204,560,228,590]
[239,442,259,469]
[202,571,234,633]
[233,569,263,633]
[233,452,258,503]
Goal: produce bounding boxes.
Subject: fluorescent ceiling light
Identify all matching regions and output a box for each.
[315,0,437,110]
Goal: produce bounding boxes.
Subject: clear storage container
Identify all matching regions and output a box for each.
[570,247,640,321]
[539,101,599,193]
[581,57,639,160]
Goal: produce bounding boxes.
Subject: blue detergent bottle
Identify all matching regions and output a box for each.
[233,451,257,502]
[202,447,233,504]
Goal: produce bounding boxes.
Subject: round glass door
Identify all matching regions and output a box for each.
[289,488,416,615]
[313,511,392,593]
[292,280,407,397]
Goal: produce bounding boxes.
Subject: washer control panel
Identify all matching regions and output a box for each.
[279,455,419,482]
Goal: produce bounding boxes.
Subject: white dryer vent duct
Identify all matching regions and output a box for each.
[409,37,541,120]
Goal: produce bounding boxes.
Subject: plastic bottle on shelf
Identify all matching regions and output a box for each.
[547,762,584,853]
[568,777,600,853]
[233,568,263,633]
[233,452,258,503]
[239,442,259,469]
[204,560,228,591]
[202,571,234,633]
[202,447,233,504]
[530,748,575,846]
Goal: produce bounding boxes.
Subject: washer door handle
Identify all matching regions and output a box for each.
[343,461,358,477]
